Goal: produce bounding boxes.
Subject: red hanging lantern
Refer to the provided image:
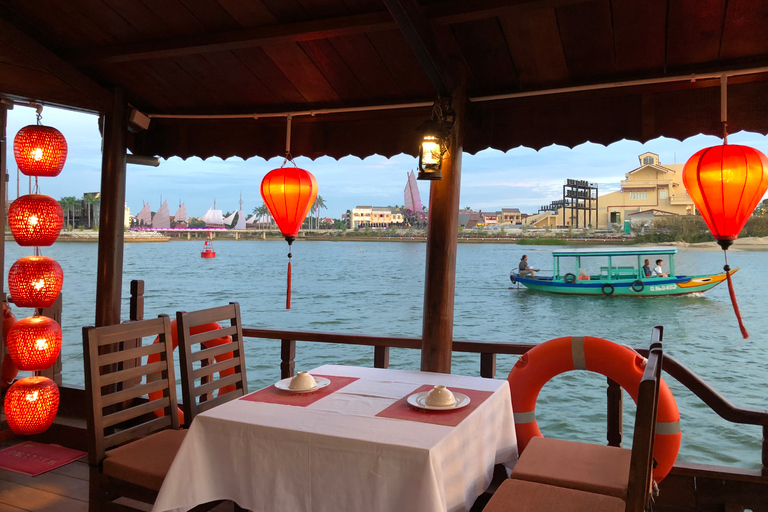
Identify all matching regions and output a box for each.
[8,256,64,308]
[4,376,60,435]
[13,125,68,177]
[7,316,62,371]
[261,166,318,309]
[8,195,64,246]
[683,144,768,338]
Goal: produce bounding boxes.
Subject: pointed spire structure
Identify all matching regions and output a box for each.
[135,202,151,227]
[234,192,246,230]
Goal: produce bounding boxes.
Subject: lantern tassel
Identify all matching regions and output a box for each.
[723,259,748,339]
[286,238,294,310]
[287,260,292,310]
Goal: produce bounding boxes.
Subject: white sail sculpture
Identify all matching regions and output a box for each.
[233,194,247,230]
[152,200,171,228]
[201,200,225,228]
[223,211,237,226]
[246,214,270,228]
[404,170,423,213]
[174,203,187,224]
[135,202,152,227]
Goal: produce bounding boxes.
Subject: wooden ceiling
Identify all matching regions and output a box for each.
[2,0,768,160]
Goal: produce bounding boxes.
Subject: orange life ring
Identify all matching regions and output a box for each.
[508,336,681,482]
[1,303,19,388]
[148,319,236,424]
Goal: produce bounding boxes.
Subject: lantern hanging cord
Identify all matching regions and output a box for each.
[722,250,749,339]
[36,112,42,125]
[282,114,297,168]
[720,74,728,144]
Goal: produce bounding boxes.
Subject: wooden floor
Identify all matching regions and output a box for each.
[0,444,236,512]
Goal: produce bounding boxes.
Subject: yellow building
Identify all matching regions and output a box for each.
[597,152,696,228]
[347,206,404,229]
[499,208,522,225]
[124,203,131,229]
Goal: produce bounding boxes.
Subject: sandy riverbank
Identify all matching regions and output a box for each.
[655,237,768,251]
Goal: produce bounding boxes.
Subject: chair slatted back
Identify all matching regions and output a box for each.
[83,315,180,466]
[177,302,248,426]
[625,328,664,512]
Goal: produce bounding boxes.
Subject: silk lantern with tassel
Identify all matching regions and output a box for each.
[260,166,318,309]
[683,144,768,338]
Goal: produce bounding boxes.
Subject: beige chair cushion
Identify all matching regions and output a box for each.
[103,429,187,491]
[510,436,631,499]
[484,479,625,512]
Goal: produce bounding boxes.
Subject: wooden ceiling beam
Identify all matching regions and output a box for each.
[72,11,395,65]
[383,0,459,95]
[428,0,591,26]
[0,16,112,112]
[70,0,593,66]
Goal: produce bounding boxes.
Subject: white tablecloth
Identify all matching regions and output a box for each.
[152,365,517,512]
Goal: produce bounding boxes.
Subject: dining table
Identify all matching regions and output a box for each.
[151,365,518,512]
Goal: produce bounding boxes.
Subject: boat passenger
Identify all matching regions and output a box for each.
[653,259,669,277]
[642,259,652,277]
[519,255,538,278]
[578,268,590,281]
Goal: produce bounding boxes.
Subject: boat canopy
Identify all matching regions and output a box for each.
[552,247,677,280]
[552,247,678,258]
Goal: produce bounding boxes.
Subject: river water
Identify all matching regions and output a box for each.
[4,240,766,469]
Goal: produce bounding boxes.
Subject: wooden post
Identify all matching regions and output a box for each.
[280,339,295,379]
[374,346,390,369]
[607,377,623,447]
[129,280,144,321]
[480,353,496,379]
[420,88,465,374]
[95,89,127,327]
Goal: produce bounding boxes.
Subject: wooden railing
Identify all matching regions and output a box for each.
[241,326,768,474]
[127,280,768,476]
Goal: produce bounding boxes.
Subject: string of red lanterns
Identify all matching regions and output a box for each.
[4,112,66,435]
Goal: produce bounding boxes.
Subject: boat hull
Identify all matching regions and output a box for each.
[511,270,735,296]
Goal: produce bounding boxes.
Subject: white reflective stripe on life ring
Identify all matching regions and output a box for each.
[655,420,681,435]
[514,411,536,424]
[571,336,587,370]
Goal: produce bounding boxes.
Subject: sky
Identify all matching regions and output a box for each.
[7,104,768,220]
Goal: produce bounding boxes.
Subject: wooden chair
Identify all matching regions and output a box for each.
[176,302,248,427]
[484,341,664,512]
[83,315,186,511]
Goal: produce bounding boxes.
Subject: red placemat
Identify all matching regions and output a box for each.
[240,375,359,407]
[0,442,86,476]
[376,385,493,427]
